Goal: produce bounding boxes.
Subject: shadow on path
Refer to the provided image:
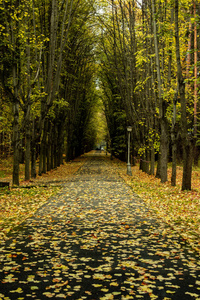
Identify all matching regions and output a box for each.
[0,153,200,299]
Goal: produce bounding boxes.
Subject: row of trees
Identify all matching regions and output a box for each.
[0,0,103,185]
[98,0,200,190]
[1,0,200,190]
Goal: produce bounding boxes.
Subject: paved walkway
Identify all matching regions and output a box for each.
[0,153,200,299]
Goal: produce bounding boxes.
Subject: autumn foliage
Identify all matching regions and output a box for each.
[0,152,199,255]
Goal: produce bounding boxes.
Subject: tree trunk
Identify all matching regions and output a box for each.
[47,122,52,172]
[42,120,48,174]
[168,7,177,186]
[194,146,200,166]
[50,126,54,170]
[156,153,161,179]
[11,14,20,185]
[57,124,64,166]
[175,0,193,190]
[146,150,150,174]
[66,121,74,162]
[54,125,58,169]
[47,137,51,172]
[12,102,20,186]
[171,127,177,186]
[150,141,155,175]
[31,119,37,178]
[25,121,31,181]
[160,115,168,183]
[39,144,43,176]
[31,147,36,179]
[193,1,198,165]
[39,121,44,176]
[24,106,31,181]
[171,89,178,186]
[152,0,168,183]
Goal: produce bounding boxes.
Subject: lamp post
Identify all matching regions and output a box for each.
[127,126,132,176]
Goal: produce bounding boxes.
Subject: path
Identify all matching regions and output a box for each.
[0,153,200,299]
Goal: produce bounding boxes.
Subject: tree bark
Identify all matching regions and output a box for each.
[12,101,20,186]
[47,122,52,172]
[193,1,198,165]
[171,90,178,186]
[156,152,161,179]
[38,119,44,176]
[24,98,32,180]
[54,125,58,168]
[12,39,20,185]
[11,3,20,186]
[31,118,37,178]
[25,114,31,181]
[175,0,193,190]
[150,139,155,175]
[152,0,168,183]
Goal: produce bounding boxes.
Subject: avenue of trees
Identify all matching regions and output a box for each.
[0,0,200,190]
[0,0,100,185]
[98,0,200,190]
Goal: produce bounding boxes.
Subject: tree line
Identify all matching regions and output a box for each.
[0,0,200,190]
[0,0,100,185]
[98,0,200,190]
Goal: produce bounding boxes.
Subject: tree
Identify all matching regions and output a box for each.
[0,0,21,185]
[175,0,193,190]
[151,0,168,183]
[0,0,100,184]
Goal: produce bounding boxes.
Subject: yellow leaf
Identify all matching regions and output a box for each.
[10,288,23,293]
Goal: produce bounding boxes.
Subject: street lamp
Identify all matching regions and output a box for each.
[127,126,132,176]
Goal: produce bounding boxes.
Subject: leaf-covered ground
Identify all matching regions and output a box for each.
[0,157,86,238]
[0,152,200,300]
[117,161,200,254]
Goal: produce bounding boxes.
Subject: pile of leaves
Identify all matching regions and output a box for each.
[116,160,200,254]
[0,156,86,238]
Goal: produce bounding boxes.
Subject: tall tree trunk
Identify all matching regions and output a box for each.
[31,120,37,179]
[54,125,58,168]
[39,119,44,175]
[194,1,198,136]
[57,123,64,166]
[175,0,193,190]
[12,52,20,185]
[24,104,31,181]
[31,150,36,178]
[11,5,20,186]
[12,101,20,186]
[150,136,155,175]
[31,118,38,178]
[156,152,161,179]
[152,0,168,183]
[169,8,177,186]
[25,117,31,181]
[47,122,52,172]
[39,0,74,133]
[66,120,74,162]
[42,120,48,174]
[50,126,54,170]
[171,91,178,186]
[193,1,198,165]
